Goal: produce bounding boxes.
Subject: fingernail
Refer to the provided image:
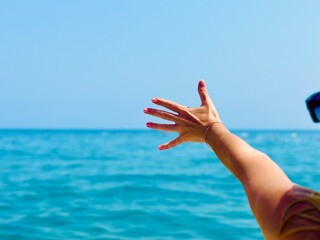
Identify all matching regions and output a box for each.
[152,98,158,103]
[158,145,165,150]
[143,108,149,113]
[146,122,152,127]
[199,80,205,88]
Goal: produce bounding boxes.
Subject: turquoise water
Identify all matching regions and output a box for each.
[0,130,319,240]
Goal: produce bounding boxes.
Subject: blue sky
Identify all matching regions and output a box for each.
[0,1,319,129]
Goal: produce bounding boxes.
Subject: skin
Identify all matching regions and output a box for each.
[143,80,319,239]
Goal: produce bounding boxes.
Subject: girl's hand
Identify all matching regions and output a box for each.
[144,80,221,150]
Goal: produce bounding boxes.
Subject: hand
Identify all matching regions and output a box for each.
[144,80,222,150]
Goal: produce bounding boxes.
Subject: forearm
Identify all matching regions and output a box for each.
[206,123,294,239]
[206,123,290,185]
[205,123,257,182]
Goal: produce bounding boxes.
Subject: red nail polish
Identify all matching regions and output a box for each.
[143,108,149,113]
[199,80,205,88]
[146,122,152,127]
[152,98,158,103]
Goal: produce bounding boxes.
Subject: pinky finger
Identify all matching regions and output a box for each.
[158,136,184,150]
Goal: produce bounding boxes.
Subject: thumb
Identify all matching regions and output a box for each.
[198,80,209,106]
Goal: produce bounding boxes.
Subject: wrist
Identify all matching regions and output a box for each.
[205,122,229,149]
[204,121,223,142]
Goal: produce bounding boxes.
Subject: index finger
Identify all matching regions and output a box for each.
[151,98,186,113]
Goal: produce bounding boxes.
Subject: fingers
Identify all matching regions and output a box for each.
[146,122,177,132]
[158,136,184,150]
[198,80,210,106]
[143,108,183,123]
[151,98,201,124]
[151,97,185,113]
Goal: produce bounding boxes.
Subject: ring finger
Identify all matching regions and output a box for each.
[144,108,182,123]
[146,122,177,132]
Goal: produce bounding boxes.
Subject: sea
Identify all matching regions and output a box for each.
[0,129,319,240]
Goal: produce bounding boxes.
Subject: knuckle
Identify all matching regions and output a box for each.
[180,105,187,111]
[162,99,168,105]
[201,89,207,95]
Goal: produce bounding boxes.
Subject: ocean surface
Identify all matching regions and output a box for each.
[0,130,319,240]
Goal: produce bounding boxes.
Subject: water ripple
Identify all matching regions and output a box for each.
[1,130,319,239]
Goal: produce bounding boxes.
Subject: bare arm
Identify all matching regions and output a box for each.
[205,123,293,239]
[144,80,294,239]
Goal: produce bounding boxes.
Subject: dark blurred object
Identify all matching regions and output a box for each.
[306,92,320,123]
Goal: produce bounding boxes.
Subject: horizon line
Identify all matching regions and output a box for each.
[0,128,319,132]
